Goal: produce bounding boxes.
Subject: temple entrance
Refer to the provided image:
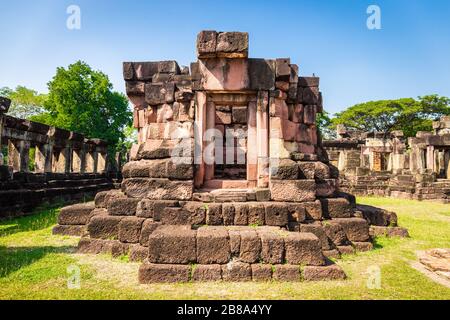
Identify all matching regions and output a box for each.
[197,92,260,189]
[372,151,389,171]
[213,105,248,180]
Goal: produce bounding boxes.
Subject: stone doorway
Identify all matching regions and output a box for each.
[196,92,261,190]
[213,104,248,180]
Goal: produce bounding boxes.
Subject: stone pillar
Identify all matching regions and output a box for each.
[97,151,107,173]
[247,101,258,185]
[54,147,71,173]
[194,91,207,188]
[85,151,97,173]
[426,146,435,171]
[35,144,53,173]
[8,140,20,171]
[0,115,4,165]
[256,91,269,188]
[8,140,30,172]
[204,101,215,181]
[445,151,450,179]
[338,151,346,172]
[72,148,86,173]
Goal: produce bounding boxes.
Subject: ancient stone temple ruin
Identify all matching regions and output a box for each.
[0,97,119,219]
[54,31,407,283]
[324,120,450,202]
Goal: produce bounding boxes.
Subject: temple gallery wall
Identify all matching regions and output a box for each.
[324,120,450,202]
[0,98,122,219]
[53,30,408,283]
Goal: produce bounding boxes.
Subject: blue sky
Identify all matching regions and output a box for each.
[0,0,449,114]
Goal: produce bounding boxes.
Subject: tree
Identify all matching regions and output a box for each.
[31,61,132,152]
[0,86,47,119]
[331,95,450,138]
[316,111,335,139]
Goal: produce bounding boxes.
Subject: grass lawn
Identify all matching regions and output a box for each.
[0,197,449,300]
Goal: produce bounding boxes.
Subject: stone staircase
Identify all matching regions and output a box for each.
[51,187,410,283]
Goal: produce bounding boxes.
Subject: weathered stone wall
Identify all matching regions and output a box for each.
[323,122,450,202]
[0,106,121,219]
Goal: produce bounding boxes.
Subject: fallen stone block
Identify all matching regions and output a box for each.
[139,263,190,283]
[357,204,398,227]
[369,226,409,238]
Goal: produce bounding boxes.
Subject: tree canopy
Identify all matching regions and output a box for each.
[330,95,450,137]
[30,61,132,152]
[0,86,47,119]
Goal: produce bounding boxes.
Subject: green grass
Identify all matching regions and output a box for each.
[1,197,449,300]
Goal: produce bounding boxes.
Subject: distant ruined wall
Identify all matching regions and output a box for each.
[323,122,450,202]
[0,98,122,219]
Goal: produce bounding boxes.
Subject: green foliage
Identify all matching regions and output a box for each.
[30,61,132,152]
[316,111,335,139]
[0,86,47,119]
[331,95,450,138]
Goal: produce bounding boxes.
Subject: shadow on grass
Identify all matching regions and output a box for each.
[0,245,76,278]
[0,202,66,237]
[371,237,385,250]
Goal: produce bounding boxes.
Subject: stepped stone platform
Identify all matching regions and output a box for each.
[53,30,408,283]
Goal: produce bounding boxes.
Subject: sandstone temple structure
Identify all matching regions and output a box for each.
[0,97,120,219]
[53,31,407,283]
[324,120,450,202]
